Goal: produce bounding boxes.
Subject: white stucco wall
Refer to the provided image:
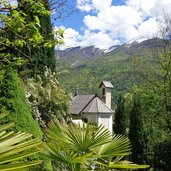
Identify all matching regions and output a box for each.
[72,114,113,133]
[72,119,84,125]
[82,113,98,124]
[98,114,113,133]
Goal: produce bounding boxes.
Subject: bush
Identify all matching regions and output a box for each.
[0,67,42,138]
[154,137,171,171]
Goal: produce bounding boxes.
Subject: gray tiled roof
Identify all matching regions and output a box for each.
[99,81,114,88]
[70,94,96,115]
[82,97,113,114]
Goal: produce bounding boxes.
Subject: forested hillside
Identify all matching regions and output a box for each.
[56,38,159,99]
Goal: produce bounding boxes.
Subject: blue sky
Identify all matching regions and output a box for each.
[56,0,125,32]
[54,0,171,50]
[8,0,171,50]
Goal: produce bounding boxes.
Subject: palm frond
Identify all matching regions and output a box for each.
[66,123,112,153]
[95,159,150,170]
[108,160,149,169]
[0,123,15,133]
[0,113,42,170]
[44,142,93,171]
[90,134,131,158]
[45,119,68,146]
[43,119,149,171]
[0,161,42,171]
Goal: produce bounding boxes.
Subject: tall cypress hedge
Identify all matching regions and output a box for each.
[128,97,148,164]
[113,95,126,135]
[0,67,42,138]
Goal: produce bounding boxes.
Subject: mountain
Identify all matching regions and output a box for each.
[103,45,120,53]
[56,45,104,67]
[56,38,164,99]
[108,38,164,56]
[56,38,163,66]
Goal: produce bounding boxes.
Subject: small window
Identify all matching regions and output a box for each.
[102,88,106,102]
[102,88,105,96]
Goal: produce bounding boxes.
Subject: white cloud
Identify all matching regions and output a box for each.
[76,0,92,12]
[137,17,159,39]
[55,27,116,50]
[77,0,112,12]
[126,0,156,15]
[58,0,171,49]
[127,0,171,17]
[150,0,171,17]
[81,30,115,49]
[63,28,81,47]
[54,26,82,49]
[83,5,142,41]
[91,0,112,11]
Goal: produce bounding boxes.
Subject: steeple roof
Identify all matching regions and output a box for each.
[99,81,114,88]
[70,94,96,115]
[82,97,113,114]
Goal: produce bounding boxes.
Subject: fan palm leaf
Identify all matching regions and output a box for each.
[90,134,131,158]
[66,123,112,153]
[0,113,42,170]
[108,160,149,169]
[43,119,149,170]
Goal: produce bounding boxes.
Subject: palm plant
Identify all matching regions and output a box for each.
[0,113,42,170]
[43,119,149,171]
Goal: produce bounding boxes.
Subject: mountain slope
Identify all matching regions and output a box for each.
[56,38,162,101]
[56,46,104,67]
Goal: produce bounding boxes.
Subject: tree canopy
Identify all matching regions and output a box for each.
[0,0,64,68]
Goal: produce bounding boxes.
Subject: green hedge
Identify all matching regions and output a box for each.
[0,67,42,138]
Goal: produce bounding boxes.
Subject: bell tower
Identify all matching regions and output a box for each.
[99,81,113,109]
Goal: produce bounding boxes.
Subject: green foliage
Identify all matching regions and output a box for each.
[131,87,168,143]
[42,119,149,171]
[128,96,149,164]
[113,95,126,135]
[25,67,71,127]
[19,0,60,77]
[57,50,154,101]
[154,137,171,171]
[42,159,53,171]
[0,0,47,65]
[0,67,42,138]
[0,113,42,171]
[0,0,63,69]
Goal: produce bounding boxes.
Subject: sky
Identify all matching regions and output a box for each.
[7,0,171,50]
[54,0,171,50]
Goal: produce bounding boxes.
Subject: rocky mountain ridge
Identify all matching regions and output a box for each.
[55,38,164,67]
[56,45,104,60]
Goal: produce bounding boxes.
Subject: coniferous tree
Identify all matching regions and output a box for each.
[113,95,126,135]
[128,96,148,164]
[154,137,171,171]
[0,67,42,138]
[31,0,57,76]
